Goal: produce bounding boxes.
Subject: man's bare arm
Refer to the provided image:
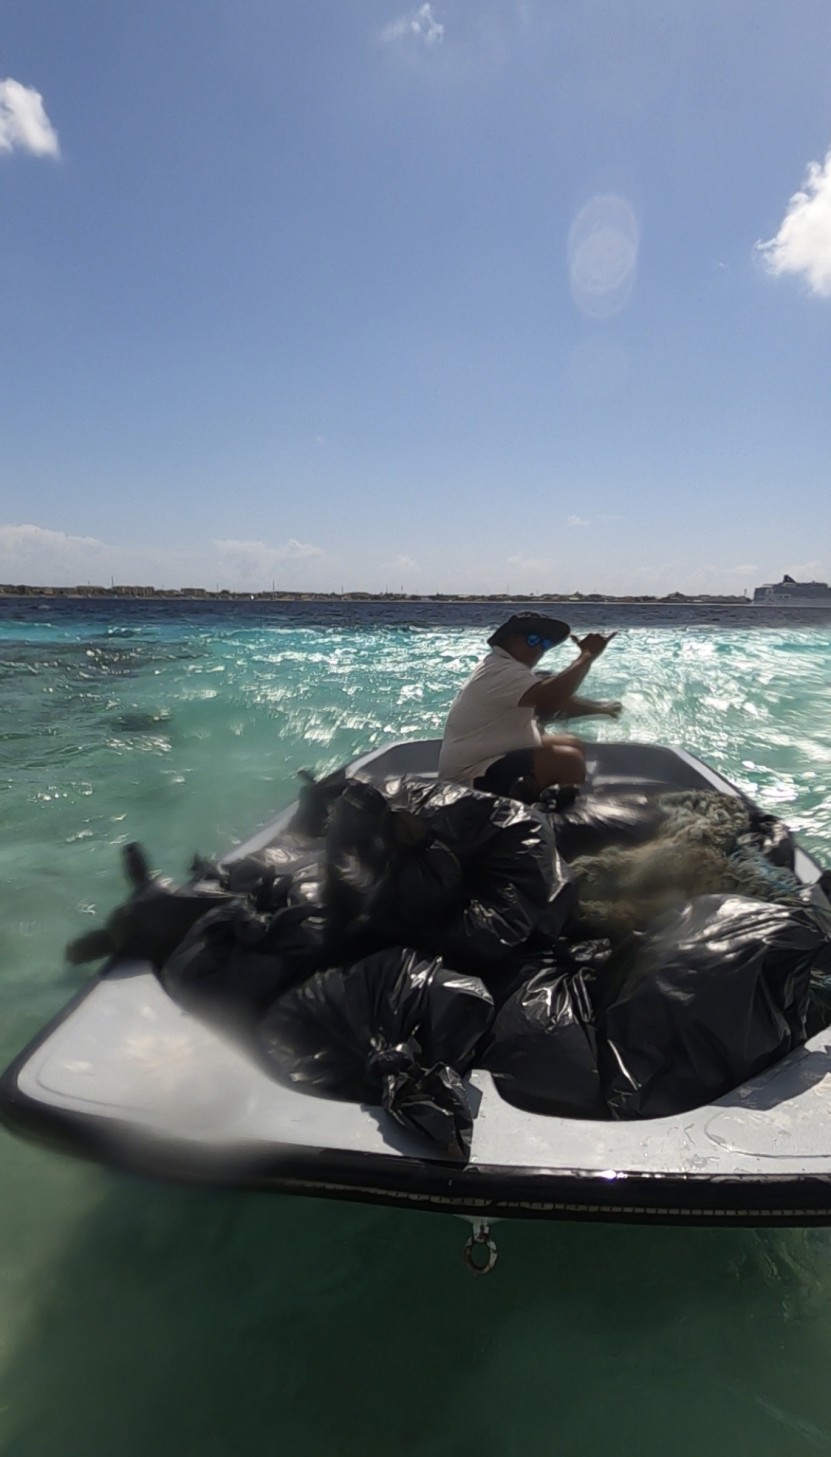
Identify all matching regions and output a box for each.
[546,694,623,721]
[519,633,617,716]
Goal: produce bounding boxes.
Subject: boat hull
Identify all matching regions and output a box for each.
[3,739,831,1226]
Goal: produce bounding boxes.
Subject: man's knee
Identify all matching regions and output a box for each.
[533,743,586,787]
[558,746,587,785]
[542,732,585,751]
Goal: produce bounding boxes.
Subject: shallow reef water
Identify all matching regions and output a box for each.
[2,598,831,1457]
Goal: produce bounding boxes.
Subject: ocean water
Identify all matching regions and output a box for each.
[2,598,831,1457]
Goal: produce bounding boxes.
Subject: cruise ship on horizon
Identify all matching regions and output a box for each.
[753,573,831,604]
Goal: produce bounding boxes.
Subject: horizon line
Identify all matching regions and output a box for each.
[0,583,754,605]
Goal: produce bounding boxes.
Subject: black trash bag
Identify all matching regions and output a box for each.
[220,841,324,911]
[287,768,348,839]
[285,856,328,910]
[260,948,495,1160]
[545,789,670,862]
[382,810,464,922]
[206,767,345,915]
[325,777,574,969]
[806,980,831,1040]
[480,933,613,1008]
[324,779,464,938]
[323,780,396,928]
[482,955,606,1118]
[162,900,326,1026]
[597,894,831,1120]
[323,780,387,926]
[393,778,575,963]
[65,843,233,970]
[368,1045,473,1161]
[803,876,831,1036]
[566,937,615,971]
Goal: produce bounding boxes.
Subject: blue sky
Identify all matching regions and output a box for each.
[1,0,830,594]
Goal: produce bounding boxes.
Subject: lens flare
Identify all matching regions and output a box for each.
[568,194,639,319]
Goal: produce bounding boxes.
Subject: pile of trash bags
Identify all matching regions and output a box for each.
[484,895,831,1119]
[66,771,831,1160]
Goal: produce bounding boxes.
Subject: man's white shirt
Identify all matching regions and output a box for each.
[438,647,541,784]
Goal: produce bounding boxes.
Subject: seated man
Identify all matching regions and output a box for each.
[438,612,619,797]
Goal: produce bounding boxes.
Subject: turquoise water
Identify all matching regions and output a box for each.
[3,602,831,1457]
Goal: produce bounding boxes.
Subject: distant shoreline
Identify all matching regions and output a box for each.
[0,585,752,606]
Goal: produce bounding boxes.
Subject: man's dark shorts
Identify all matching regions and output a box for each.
[473,748,535,796]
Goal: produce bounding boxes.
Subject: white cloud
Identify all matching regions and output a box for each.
[0,77,60,158]
[0,523,101,552]
[387,554,420,571]
[757,148,831,297]
[0,523,324,590]
[0,523,108,578]
[687,565,743,586]
[563,514,621,528]
[508,552,553,572]
[381,3,445,47]
[212,537,324,585]
[567,561,767,597]
[785,559,823,578]
[214,537,322,563]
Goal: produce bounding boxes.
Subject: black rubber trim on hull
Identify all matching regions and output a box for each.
[5,976,831,1228]
[4,1075,831,1227]
[246,1179,831,1227]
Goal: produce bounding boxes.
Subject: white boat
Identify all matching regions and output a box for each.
[753,574,831,604]
[3,739,831,1264]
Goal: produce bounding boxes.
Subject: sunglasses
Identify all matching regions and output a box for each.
[526,633,555,650]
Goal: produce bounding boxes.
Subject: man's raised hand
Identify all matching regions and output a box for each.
[570,632,618,659]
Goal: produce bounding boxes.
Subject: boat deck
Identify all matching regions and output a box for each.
[3,740,831,1225]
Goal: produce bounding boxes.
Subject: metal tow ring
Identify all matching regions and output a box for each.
[463,1221,498,1276]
